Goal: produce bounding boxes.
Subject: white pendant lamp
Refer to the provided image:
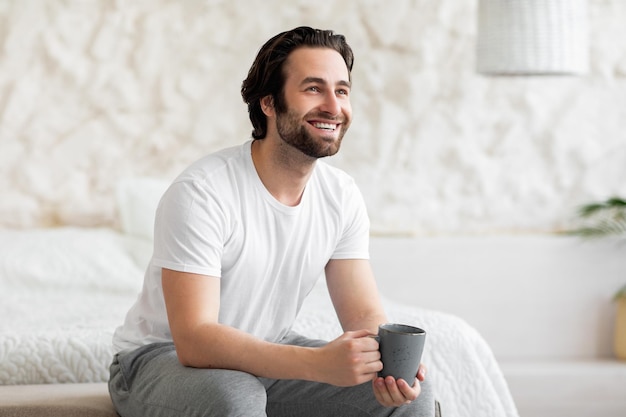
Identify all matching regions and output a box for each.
[476,0,589,75]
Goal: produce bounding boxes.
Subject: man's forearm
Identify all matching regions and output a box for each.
[173,322,383,388]
[174,322,319,381]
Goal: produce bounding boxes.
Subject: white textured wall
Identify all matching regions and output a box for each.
[1,0,625,234]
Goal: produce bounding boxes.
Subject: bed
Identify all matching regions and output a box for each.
[0,180,519,417]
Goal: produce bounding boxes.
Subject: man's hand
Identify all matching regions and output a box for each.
[372,364,426,407]
[313,329,382,387]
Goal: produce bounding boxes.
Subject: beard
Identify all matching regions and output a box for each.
[275,108,349,159]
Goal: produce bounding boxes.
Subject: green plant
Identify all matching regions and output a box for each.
[567,196,626,299]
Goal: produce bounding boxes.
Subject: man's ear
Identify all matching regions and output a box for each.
[260,95,275,117]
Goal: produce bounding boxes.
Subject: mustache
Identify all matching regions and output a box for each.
[305,111,345,123]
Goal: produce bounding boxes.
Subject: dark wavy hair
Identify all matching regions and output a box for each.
[241,26,354,139]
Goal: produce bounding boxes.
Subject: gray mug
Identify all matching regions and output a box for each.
[377,323,426,385]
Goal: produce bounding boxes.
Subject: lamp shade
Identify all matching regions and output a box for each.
[476,0,589,75]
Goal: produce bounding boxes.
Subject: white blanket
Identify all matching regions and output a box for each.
[296,283,519,417]
[0,227,519,417]
[0,228,145,385]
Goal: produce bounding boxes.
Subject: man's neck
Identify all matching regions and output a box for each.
[251,138,316,207]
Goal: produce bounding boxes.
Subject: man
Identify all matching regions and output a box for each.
[109,26,435,416]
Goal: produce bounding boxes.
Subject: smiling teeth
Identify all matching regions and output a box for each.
[313,122,337,130]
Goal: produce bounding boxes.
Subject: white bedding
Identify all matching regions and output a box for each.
[0,227,519,417]
[0,228,145,385]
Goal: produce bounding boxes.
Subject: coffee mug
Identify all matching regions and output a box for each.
[377,323,426,385]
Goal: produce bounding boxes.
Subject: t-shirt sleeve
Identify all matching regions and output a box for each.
[151,180,226,277]
[331,181,370,260]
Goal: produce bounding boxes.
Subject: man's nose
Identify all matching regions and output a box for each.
[319,92,342,116]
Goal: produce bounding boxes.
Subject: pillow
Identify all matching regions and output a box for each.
[0,227,145,294]
[116,178,170,241]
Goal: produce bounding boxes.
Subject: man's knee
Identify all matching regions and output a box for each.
[111,350,268,417]
[191,369,268,417]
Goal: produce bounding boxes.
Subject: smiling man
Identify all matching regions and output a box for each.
[271,49,352,159]
[109,27,435,417]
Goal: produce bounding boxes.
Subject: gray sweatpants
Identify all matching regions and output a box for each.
[109,332,436,417]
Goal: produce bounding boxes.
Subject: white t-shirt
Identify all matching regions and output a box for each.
[113,140,370,353]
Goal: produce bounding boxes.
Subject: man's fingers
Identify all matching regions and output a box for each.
[417,364,427,381]
[373,377,393,405]
[342,330,380,352]
[397,377,420,401]
[345,329,375,339]
[373,376,421,407]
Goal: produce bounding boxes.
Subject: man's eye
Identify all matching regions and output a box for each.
[337,89,349,96]
[308,86,321,92]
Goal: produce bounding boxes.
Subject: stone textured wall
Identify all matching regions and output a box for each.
[1,0,625,234]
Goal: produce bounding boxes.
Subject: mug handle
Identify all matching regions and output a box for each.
[367,334,380,342]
